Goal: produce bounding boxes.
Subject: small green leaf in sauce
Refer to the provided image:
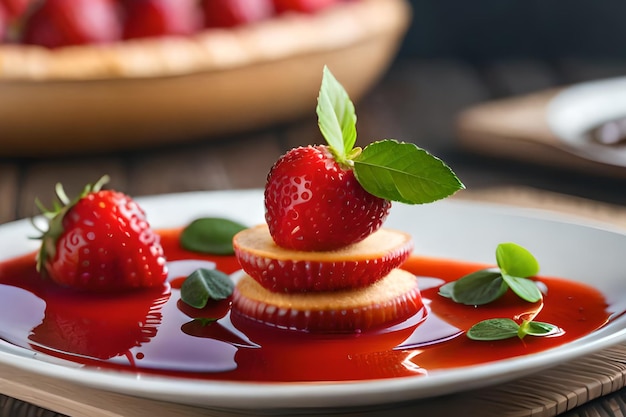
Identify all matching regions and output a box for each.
[439,242,542,305]
[180,268,234,309]
[438,269,506,305]
[467,318,559,341]
[496,242,540,278]
[180,217,246,255]
[440,242,560,342]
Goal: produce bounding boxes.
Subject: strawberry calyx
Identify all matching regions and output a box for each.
[329,146,362,170]
[34,175,110,275]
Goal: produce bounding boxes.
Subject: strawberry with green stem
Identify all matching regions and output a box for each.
[232,66,463,329]
[35,176,168,292]
[264,66,465,252]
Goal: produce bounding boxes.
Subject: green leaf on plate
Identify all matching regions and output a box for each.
[437,281,455,299]
[448,269,507,305]
[316,65,357,164]
[180,217,246,255]
[495,242,540,278]
[467,318,520,341]
[468,318,559,341]
[521,321,559,337]
[353,140,465,204]
[180,268,234,309]
[442,242,543,306]
[501,274,542,303]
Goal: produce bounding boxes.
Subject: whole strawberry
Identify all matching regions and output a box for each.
[265,145,390,251]
[273,0,336,14]
[202,0,274,28]
[22,0,121,48]
[36,176,168,292]
[121,0,200,40]
[264,66,465,252]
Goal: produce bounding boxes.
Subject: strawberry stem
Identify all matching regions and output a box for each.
[316,66,357,169]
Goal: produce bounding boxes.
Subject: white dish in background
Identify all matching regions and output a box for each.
[547,76,626,167]
[0,189,625,412]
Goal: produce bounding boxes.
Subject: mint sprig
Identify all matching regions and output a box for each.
[467,318,559,341]
[316,66,464,204]
[439,242,543,305]
[438,242,558,342]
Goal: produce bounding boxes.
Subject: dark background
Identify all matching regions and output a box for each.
[400,1,624,62]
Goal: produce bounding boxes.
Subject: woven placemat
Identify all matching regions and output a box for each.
[2,187,626,417]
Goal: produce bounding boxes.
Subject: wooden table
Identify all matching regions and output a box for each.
[5,57,626,222]
[2,57,626,416]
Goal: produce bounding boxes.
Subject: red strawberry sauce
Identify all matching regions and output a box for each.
[0,228,612,382]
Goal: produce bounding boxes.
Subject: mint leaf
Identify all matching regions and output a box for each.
[316,65,357,163]
[467,318,520,341]
[180,268,234,309]
[454,243,556,342]
[522,321,558,337]
[442,269,507,305]
[468,318,559,341]
[353,140,465,204]
[180,217,246,255]
[442,242,542,306]
[501,274,543,303]
[496,242,539,277]
[437,281,455,299]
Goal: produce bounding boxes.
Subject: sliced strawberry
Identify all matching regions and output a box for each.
[121,0,200,40]
[202,0,274,28]
[234,224,413,292]
[232,268,425,332]
[273,0,336,14]
[22,0,122,48]
[265,145,391,252]
[36,176,168,292]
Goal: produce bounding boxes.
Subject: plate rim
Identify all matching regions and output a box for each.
[0,188,624,410]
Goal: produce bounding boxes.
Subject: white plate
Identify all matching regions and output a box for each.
[1,189,626,412]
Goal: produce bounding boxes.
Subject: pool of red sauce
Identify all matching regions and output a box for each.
[0,228,611,383]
